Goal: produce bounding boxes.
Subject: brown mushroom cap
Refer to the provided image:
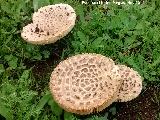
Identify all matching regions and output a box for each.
[49,53,121,115]
[21,4,76,45]
[116,65,143,102]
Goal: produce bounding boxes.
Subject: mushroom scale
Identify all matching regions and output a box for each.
[116,65,143,102]
[49,53,121,115]
[21,4,76,45]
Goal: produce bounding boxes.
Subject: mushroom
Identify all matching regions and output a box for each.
[49,53,121,115]
[21,4,76,45]
[115,65,143,102]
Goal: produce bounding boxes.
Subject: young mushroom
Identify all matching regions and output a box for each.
[115,65,143,102]
[21,3,76,45]
[49,53,121,115]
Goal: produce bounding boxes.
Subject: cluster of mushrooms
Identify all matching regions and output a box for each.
[21,4,142,115]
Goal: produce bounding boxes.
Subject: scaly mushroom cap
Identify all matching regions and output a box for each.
[49,53,121,115]
[21,4,76,45]
[116,65,143,102]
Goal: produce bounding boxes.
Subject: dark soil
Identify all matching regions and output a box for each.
[116,84,160,120]
[26,59,53,94]
[24,39,69,94]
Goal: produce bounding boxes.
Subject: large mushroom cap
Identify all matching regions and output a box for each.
[116,65,143,102]
[49,53,121,115]
[21,4,76,45]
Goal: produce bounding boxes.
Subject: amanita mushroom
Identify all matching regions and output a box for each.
[115,65,143,102]
[49,53,121,115]
[21,4,76,45]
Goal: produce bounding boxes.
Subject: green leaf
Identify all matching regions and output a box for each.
[64,111,76,120]
[0,100,13,120]
[109,107,116,115]
[113,118,117,120]
[76,4,85,23]
[135,21,144,30]
[1,1,11,14]
[124,36,136,46]
[92,37,104,47]
[150,56,160,67]
[0,64,5,74]
[32,53,42,60]
[8,57,18,69]
[48,98,63,116]
[86,115,106,120]
[4,55,13,61]
[4,55,18,69]
[77,31,86,42]
[142,7,154,19]
[42,50,50,59]
[77,31,89,48]
[33,0,50,11]
[20,70,30,81]
[36,93,51,112]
